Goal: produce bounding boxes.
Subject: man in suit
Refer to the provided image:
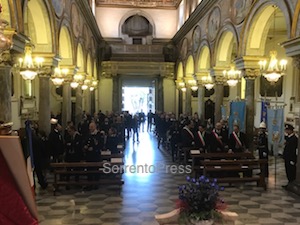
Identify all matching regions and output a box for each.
[210,122,226,152]
[195,124,210,152]
[181,120,195,148]
[282,124,298,188]
[228,124,248,153]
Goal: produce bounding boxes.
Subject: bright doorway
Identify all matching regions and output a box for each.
[122,87,155,114]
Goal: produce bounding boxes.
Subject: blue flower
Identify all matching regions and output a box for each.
[186,176,190,181]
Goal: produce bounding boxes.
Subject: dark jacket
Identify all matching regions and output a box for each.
[65,132,83,162]
[229,131,248,152]
[283,133,298,163]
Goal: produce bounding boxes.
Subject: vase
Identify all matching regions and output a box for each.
[190,219,214,225]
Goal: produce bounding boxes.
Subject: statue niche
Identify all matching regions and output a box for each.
[121,15,153,44]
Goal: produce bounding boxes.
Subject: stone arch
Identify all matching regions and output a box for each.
[59,26,73,65]
[240,0,292,56]
[185,55,195,77]
[196,39,212,71]
[87,53,93,76]
[119,9,156,38]
[25,0,54,52]
[176,62,184,80]
[214,23,239,67]
[197,45,211,70]
[291,0,300,38]
[76,43,85,73]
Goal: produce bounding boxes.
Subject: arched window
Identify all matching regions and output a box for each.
[121,15,153,44]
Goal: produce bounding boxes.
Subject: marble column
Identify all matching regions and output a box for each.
[83,89,91,114]
[38,67,52,134]
[197,86,205,121]
[243,69,259,150]
[62,82,71,128]
[185,87,192,115]
[157,77,164,112]
[178,90,183,115]
[0,62,12,122]
[214,83,224,123]
[75,87,83,126]
[112,76,120,113]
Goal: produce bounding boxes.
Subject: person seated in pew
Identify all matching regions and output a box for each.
[194,124,210,153]
[105,126,119,154]
[210,122,226,152]
[228,124,248,153]
[65,125,83,186]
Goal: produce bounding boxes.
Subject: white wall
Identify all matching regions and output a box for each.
[163,78,176,113]
[96,7,178,38]
[98,78,113,112]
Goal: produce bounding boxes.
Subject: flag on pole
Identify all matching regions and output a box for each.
[267,107,284,156]
[229,101,246,134]
[25,120,35,195]
[261,100,270,124]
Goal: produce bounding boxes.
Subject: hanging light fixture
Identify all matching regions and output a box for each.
[18,43,44,80]
[258,5,287,84]
[223,64,241,87]
[89,79,98,91]
[51,67,68,87]
[188,79,198,91]
[70,73,85,89]
[201,74,214,90]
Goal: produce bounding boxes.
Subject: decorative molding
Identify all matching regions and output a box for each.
[243,68,260,80]
[101,61,175,78]
[0,50,13,66]
[95,0,182,9]
[293,56,300,69]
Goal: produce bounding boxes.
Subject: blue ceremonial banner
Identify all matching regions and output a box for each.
[267,108,284,156]
[221,105,227,120]
[261,101,270,124]
[229,101,246,134]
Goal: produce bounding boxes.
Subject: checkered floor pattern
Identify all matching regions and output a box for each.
[36,132,300,225]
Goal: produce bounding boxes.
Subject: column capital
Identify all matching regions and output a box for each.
[211,67,226,84]
[38,66,54,78]
[242,68,261,80]
[292,56,300,69]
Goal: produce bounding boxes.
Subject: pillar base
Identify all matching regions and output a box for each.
[286,181,300,196]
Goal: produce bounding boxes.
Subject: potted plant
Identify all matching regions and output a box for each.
[176,176,227,225]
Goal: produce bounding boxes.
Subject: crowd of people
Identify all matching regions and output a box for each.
[19,109,298,190]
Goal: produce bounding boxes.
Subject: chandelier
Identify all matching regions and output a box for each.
[223,64,241,87]
[201,75,214,90]
[258,6,287,84]
[89,79,98,91]
[51,67,69,86]
[259,51,287,83]
[18,43,44,80]
[188,79,198,91]
[70,73,85,89]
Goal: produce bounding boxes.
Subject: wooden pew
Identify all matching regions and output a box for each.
[191,151,255,176]
[202,159,268,189]
[50,152,124,195]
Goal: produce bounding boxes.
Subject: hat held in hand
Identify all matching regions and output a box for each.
[50,118,58,125]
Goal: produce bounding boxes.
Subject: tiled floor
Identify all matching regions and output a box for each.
[36,131,300,225]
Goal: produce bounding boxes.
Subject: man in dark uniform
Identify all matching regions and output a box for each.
[282,123,298,188]
[83,122,104,190]
[257,122,269,177]
[228,124,248,153]
[48,118,64,162]
[181,120,195,148]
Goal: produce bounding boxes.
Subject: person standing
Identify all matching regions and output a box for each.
[228,124,248,153]
[257,122,269,177]
[282,124,298,188]
[48,118,64,162]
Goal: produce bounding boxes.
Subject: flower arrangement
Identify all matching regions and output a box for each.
[177,176,227,224]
